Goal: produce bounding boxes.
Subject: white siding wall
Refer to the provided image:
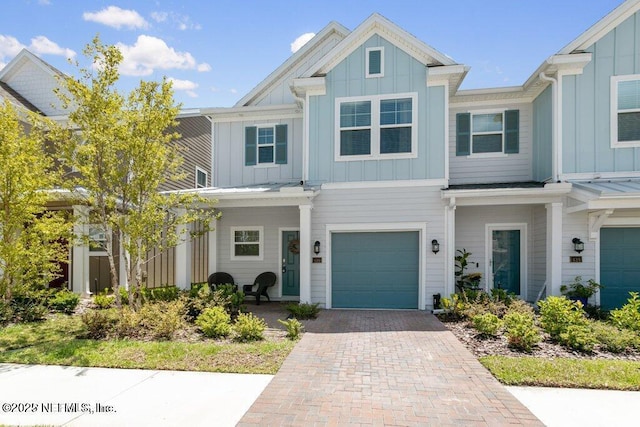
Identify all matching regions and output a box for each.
[213,117,303,187]
[3,59,65,116]
[216,207,299,296]
[562,209,594,284]
[310,185,446,307]
[531,205,547,301]
[449,102,533,185]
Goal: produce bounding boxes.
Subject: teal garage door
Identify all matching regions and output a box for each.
[331,232,419,309]
[600,228,640,310]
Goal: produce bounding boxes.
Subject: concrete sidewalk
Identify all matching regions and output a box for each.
[0,363,272,426]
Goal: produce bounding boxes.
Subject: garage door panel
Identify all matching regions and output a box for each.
[332,232,419,309]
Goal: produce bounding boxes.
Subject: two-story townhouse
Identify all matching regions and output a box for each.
[0,49,212,295]
[201,0,640,310]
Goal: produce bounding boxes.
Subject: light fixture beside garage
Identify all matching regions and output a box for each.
[431,239,440,254]
[314,240,321,255]
[572,238,584,253]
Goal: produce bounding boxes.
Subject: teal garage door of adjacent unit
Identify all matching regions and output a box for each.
[331,232,419,309]
[600,228,640,310]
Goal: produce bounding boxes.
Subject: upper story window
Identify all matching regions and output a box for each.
[456,110,519,156]
[230,227,263,261]
[336,93,417,161]
[244,124,288,166]
[195,166,207,188]
[611,75,640,147]
[366,47,384,78]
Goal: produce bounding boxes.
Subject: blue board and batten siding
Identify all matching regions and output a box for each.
[307,34,446,184]
[532,85,553,182]
[563,11,640,174]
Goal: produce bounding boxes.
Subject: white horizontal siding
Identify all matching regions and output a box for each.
[213,117,303,187]
[310,185,446,307]
[449,102,533,185]
[562,210,594,284]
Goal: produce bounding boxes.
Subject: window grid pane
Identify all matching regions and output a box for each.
[340,129,371,155]
[234,230,259,243]
[473,134,503,153]
[381,127,412,153]
[340,101,371,127]
[618,112,640,141]
[258,128,274,145]
[197,170,206,187]
[380,98,412,125]
[258,146,274,163]
[618,80,640,110]
[472,113,503,133]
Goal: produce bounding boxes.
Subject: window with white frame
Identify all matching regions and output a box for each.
[366,47,384,78]
[611,75,640,147]
[472,112,504,154]
[195,166,207,188]
[336,93,417,160]
[244,124,288,166]
[89,226,107,253]
[230,227,263,260]
[455,109,520,156]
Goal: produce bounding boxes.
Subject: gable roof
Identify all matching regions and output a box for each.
[0,81,41,113]
[303,13,456,78]
[559,0,640,54]
[234,21,350,107]
[0,48,66,82]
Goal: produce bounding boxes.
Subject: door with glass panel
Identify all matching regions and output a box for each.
[487,225,525,296]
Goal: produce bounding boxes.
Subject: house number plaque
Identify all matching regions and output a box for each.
[569,256,582,263]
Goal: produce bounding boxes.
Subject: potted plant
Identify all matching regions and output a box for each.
[455,249,482,293]
[560,276,603,307]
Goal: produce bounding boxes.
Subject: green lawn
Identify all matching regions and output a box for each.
[0,315,294,374]
[480,355,640,391]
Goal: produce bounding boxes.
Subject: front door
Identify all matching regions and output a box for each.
[489,227,524,296]
[281,231,300,297]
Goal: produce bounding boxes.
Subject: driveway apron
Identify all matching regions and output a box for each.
[238,310,542,426]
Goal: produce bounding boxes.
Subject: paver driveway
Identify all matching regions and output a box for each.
[239,310,542,426]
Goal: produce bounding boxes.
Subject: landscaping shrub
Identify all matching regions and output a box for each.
[538,296,588,339]
[609,292,640,332]
[233,313,266,342]
[505,299,534,316]
[47,289,80,314]
[185,284,213,321]
[93,293,115,309]
[137,300,187,340]
[278,318,304,340]
[472,313,502,336]
[196,306,232,338]
[211,284,245,319]
[440,294,467,320]
[118,287,129,305]
[559,324,597,353]
[284,302,320,320]
[80,309,119,339]
[142,285,180,303]
[114,307,141,338]
[503,311,541,352]
[592,321,638,353]
[10,291,48,322]
[0,299,12,326]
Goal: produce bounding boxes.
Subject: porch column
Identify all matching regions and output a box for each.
[546,202,563,296]
[299,203,313,304]
[72,205,90,295]
[207,222,217,277]
[174,210,192,290]
[446,204,456,297]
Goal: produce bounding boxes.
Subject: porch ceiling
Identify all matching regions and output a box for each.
[189,182,319,208]
[442,182,571,206]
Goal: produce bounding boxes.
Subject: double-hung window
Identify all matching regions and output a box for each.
[195,166,207,188]
[230,227,263,260]
[244,124,288,166]
[336,93,417,160]
[456,110,519,156]
[611,75,640,147]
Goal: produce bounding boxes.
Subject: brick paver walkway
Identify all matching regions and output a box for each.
[238,310,542,426]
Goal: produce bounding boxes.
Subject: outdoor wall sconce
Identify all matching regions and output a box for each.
[314,240,321,255]
[431,239,440,254]
[572,238,584,253]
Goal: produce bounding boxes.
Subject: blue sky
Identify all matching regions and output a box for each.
[0,0,626,109]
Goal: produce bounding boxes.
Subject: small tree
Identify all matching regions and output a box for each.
[0,100,69,299]
[54,36,216,308]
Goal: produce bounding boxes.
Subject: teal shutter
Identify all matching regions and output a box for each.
[456,113,471,156]
[275,124,287,164]
[504,110,519,154]
[245,126,257,166]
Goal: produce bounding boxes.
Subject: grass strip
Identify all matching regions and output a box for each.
[480,355,640,391]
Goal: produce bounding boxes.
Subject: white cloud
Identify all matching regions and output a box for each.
[117,35,208,76]
[150,11,168,23]
[0,35,26,59]
[290,32,315,53]
[168,77,198,98]
[197,63,211,72]
[230,88,237,94]
[83,6,149,30]
[29,36,76,59]
[38,0,51,5]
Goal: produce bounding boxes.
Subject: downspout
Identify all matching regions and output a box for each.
[539,72,561,182]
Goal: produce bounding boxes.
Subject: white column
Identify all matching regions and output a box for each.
[546,202,563,296]
[207,222,217,276]
[446,204,456,297]
[72,205,90,295]
[174,210,192,290]
[299,204,312,304]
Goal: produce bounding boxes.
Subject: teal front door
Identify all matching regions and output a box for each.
[491,229,521,295]
[281,231,300,297]
[600,228,640,310]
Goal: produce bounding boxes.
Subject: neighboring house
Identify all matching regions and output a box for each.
[0,49,212,294]
[198,0,640,310]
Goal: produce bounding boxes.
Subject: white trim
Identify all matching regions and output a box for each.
[278,227,300,300]
[324,222,427,310]
[334,92,418,161]
[443,80,450,182]
[195,166,208,189]
[321,178,447,190]
[365,47,384,78]
[230,226,264,261]
[610,74,640,148]
[303,92,310,182]
[485,223,528,299]
[561,171,640,181]
[255,124,277,166]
